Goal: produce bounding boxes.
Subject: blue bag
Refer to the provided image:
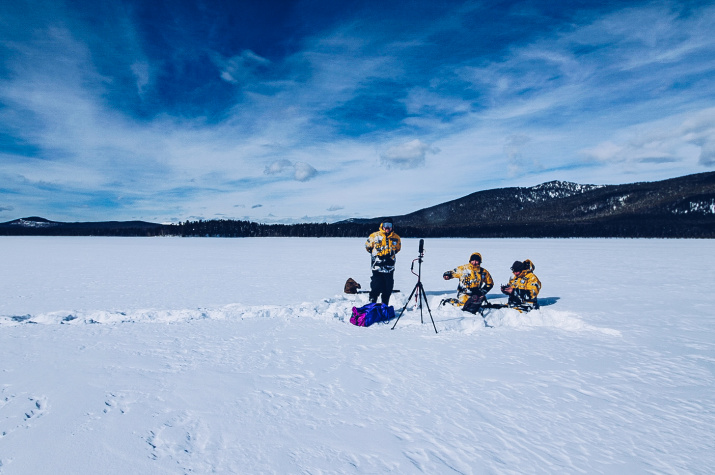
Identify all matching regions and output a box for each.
[350,303,395,327]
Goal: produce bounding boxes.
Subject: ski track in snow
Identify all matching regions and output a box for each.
[0,292,620,337]
[1,237,714,474]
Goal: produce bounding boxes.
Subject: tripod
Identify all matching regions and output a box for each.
[391,239,438,333]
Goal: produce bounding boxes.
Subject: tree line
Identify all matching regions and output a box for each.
[1,216,713,238]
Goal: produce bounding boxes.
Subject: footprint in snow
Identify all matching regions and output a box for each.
[145,411,211,470]
[0,391,48,438]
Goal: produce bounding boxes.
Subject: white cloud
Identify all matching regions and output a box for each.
[679,109,715,166]
[130,61,150,95]
[264,159,318,181]
[2,2,714,223]
[264,159,293,175]
[217,50,270,85]
[699,144,715,166]
[580,107,715,167]
[504,134,543,176]
[293,162,318,181]
[380,139,439,169]
[582,141,626,163]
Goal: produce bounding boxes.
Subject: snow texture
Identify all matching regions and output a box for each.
[1,237,714,474]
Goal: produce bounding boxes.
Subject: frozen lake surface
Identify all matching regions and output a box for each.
[1,237,714,474]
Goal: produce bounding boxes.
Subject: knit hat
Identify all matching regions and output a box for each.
[469,253,482,263]
[511,261,525,273]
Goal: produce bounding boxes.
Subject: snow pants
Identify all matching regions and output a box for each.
[369,271,394,305]
[508,293,539,312]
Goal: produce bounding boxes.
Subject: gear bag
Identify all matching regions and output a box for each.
[350,303,395,327]
[462,294,485,314]
[344,278,361,294]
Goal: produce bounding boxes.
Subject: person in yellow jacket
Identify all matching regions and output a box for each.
[364,219,401,304]
[442,252,494,313]
[501,260,541,311]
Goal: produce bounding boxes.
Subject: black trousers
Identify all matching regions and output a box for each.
[369,271,394,304]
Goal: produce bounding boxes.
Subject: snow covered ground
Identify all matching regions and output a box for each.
[1,236,714,474]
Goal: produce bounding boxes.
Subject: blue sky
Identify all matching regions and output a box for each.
[1,0,714,224]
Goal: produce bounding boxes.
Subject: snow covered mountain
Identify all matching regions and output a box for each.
[389,171,715,237]
[2,171,714,237]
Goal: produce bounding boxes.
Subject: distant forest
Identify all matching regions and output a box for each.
[171,218,713,239]
[2,217,711,238]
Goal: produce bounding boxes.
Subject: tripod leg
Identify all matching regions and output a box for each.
[418,282,438,334]
[417,284,424,324]
[391,283,419,330]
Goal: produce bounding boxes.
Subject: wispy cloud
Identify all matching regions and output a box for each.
[581,107,715,168]
[215,50,271,85]
[1,1,714,222]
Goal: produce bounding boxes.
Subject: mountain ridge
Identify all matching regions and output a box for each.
[2,171,714,238]
[383,171,715,231]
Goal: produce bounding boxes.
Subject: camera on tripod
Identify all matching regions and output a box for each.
[411,239,425,274]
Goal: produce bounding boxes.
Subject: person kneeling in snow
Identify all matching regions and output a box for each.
[442,252,494,314]
[501,260,541,311]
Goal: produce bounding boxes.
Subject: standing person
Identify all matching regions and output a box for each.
[364,219,401,304]
[442,252,494,313]
[501,260,541,311]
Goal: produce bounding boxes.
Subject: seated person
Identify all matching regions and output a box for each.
[442,252,494,313]
[501,260,541,311]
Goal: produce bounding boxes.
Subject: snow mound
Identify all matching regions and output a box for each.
[429,296,620,336]
[1,294,620,336]
[0,297,358,327]
[485,307,621,335]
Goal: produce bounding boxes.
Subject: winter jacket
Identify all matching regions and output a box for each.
[506,269,541,308]
[443,253,494,305]
[365,224,401,273]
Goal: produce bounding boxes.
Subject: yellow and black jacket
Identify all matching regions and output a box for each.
[365,224,401,273]
[506,269,541,309]
[443,253,494,305]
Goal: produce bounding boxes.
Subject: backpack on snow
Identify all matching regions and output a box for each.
[350,303,395,327]
[462,294,486,314]
[344,277,361,294]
